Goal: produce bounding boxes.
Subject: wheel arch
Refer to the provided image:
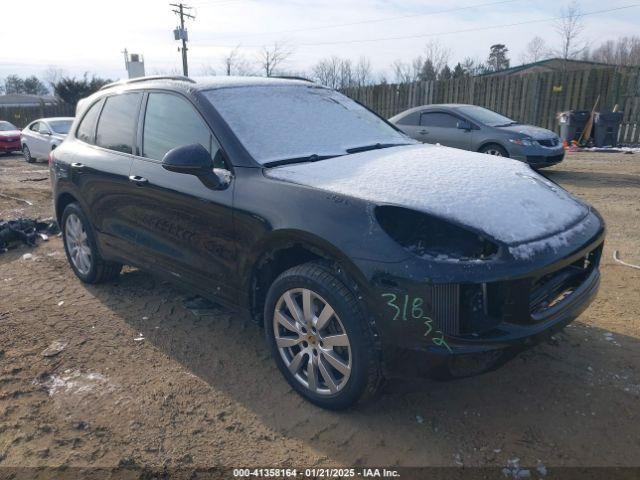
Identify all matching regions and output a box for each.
[246,229,370,326]
[477,141,508,155]
[55,191,79,226]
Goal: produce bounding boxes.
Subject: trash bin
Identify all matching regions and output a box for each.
[559,110,591,143]
[594,111,624,148]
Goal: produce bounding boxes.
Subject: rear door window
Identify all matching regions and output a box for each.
[76,100,104,144]
[96,93,142,154]
[142,92,223,167]
[420,112,459,128]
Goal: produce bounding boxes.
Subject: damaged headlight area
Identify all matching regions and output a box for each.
[375,206,499,261]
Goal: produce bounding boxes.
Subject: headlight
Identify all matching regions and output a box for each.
[508,138,534,146]
[375,206,498,260]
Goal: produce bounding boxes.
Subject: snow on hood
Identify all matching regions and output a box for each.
[266,144,588,246]
[498,124,556,139]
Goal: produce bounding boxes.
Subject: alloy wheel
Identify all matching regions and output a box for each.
[64,213,92,275]
[273,288,352,395]
[485,148,503,156]
[23,145,32,162]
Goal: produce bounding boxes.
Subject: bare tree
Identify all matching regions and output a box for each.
[312,56,342,89]
[353,56,373,87]
[555,1,586,62]
[423,40,451,74]
[220,45,254,76]
[587,36,640,67]
[258,41,294,77]
[520,36,550,64]
[42,66,66,92]
[392,56,424,84]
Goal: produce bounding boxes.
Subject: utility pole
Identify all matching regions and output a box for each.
[170,3,195,76]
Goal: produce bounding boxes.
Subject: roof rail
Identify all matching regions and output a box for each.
[271,75,314,83]
[99,75,196,91]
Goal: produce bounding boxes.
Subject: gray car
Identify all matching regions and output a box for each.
[21,117,74,163]
[390,104,565,169]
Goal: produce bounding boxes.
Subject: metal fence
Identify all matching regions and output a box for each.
[0,103,76,129]
[342,68,640,144]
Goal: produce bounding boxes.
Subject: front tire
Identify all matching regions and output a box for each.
[479,143,508,157]
[264,262,381,410]
[61,202,122,284]
[23,145,34,163]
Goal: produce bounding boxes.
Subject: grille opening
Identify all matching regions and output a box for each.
[529,246,601,316]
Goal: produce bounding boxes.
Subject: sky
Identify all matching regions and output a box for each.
[1,0,639,83]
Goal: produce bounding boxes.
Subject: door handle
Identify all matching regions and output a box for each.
[71,162,85,168]
[129,175,148,186]
[419,129,429,135]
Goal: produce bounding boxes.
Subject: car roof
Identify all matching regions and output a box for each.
[100,75,316,94]
[395,104,475,117]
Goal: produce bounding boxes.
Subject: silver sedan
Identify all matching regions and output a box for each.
[390,104,565,169]
[21,117,74,163]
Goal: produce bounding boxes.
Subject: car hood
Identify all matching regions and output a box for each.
[496,124,556,140]
[0,130,20,138]
[266,144,589,248]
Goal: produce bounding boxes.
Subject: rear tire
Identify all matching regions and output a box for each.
[479,143,508,157]
[61,202,122,284]
[264,262,382,410]
[23,145,34,163]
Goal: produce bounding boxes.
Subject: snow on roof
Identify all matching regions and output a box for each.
[192,75,313,91]
[266,144,589,251]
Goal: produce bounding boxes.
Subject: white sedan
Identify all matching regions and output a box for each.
[21,117,74,163]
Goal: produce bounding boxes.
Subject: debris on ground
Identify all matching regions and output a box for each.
[502,458,531,478]
[41,340,67,357]
[613,250,640,270]
[183,295,224,316]
[0,217,59,253]
[453,452,463,466]
[0,192,34,206]
[415,415,424,424]
[133,333,145,342]
[536,460,548,477]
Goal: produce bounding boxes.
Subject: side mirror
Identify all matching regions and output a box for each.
[40,130,51,136]
[162,143,213,172]
[457,120,472,131]
[162,143,229,190]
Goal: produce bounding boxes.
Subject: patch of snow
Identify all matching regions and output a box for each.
[267,144,588,247]
[204,85,411,164]
[47,370,109,397]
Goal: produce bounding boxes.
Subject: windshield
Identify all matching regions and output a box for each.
[48,120,73,134]
[204,85,413,164]
[0,121,18,131]
[456,105,516,127]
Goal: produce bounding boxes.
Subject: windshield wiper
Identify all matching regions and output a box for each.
[345,143,408,154]
[495,122,519,127]
[263,154,340,168]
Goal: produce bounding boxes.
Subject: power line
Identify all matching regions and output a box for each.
[204,3,640,49]
[213,0,521,40]
[171,2,196,76]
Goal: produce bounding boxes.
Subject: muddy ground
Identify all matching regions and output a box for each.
[0,152,639,472]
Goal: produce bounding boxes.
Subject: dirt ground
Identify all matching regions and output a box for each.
[0,152,639,472]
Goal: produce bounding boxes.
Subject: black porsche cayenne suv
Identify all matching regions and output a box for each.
[50,76,604,409]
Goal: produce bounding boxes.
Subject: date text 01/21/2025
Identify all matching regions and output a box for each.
[381,293,452,352]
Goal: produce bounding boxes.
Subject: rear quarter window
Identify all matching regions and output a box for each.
[76,100,104,144]
[95,93,142,154]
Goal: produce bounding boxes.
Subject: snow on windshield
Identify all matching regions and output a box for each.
[204,86,411,164]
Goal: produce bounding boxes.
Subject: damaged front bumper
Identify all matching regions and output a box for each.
[357,212,605,380]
